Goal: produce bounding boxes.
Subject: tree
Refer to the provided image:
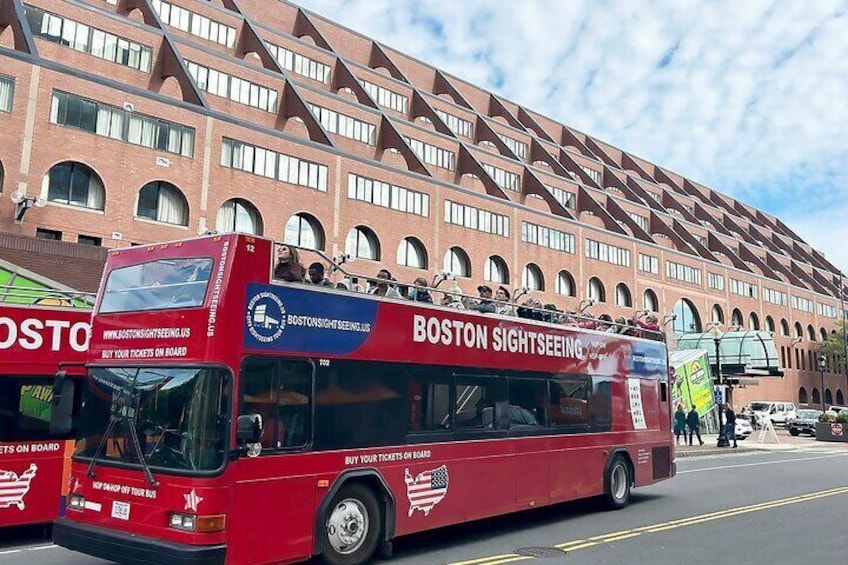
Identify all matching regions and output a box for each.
[819,320,848,372]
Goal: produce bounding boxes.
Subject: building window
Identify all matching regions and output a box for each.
[216,198,263,235]
[495,133,527,159]
[25,7,153,72]
[763,288,787,306]
[791,295,813,313]
[265,41,332,84]
[358,79,408,113]
[521,221,575,253]
[643,289,658,312]
[396,237,427,269]
[729,278,758,299]
[587,277,605,303]
[731,308,744,327]
[672,298,701,335]
[0,160,4,193]
[284,213,324,250]
[585,239,631,267]
[136,181,189,226]
[485,256,509,284]
[433,108,472,138]
[307,103,376,145]
[628,213,649,232]
[347,174,429,217]
[711,304,724,324]
[151,1,236,48]
[794,322,803,338]
[78,234,102,246]
[443,247,471,278]
[43,161,105,210]
[544,185,575,209]
[817,303,837,318]
[221,138,328,192]
[666,261,702,285]
[50,91,195,157]
[444,201,509,237]
[708,272,724,291]
[0,74,13,112]
[404,137,455,170]
[345,226,380,261]
[556,270,575,297]
[638,253,658,274]
[36,228,62,240]
[766,316,775,333]
[615,283,632,307]
[522,264,544,291]
[481,163,520,192]
[186,61,278,112]
[749,312,760,330]
[780,319,790,336]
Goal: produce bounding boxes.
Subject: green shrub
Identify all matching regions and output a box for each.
[837,412,848,424]
[819,412,837,423]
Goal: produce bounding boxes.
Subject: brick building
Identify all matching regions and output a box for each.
[0,0,845,408]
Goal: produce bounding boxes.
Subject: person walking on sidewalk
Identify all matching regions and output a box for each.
[724,403,738,448]
[687,406,704,446]
[674,405,687,445]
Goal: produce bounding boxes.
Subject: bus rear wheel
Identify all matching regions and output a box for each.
[319,484,381,565]
[603,455,631,510]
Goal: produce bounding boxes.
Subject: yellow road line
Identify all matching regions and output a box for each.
[449,554,524,565]
[483,556,531,565]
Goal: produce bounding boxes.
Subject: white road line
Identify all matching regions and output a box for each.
[0,544,57,557]
[678,452,848,473]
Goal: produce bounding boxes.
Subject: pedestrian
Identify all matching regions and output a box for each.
[724,403,738,448]
[686,405,704,446]
[673,404,687,446]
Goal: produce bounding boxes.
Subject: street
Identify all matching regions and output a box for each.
[1,439,846,565]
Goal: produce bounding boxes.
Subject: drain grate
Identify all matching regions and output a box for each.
[514,547,567,558]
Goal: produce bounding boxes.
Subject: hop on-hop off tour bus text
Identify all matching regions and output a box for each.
[51,233,675,565]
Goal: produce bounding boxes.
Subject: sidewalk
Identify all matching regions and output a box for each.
[675,430,848,458]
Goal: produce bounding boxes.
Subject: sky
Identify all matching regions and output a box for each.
[294,0,848,273]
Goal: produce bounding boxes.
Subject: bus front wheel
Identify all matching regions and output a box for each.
[603,455,632,510]
[319,483,381,565]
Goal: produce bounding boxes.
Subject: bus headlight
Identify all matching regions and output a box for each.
[68,494,85,511]
[169,512,196,531]
[169,512,225,533]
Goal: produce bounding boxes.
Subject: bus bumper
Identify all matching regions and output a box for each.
[53,518,226,565]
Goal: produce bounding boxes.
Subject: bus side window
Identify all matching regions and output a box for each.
[0,377,70,441]
[454,377,507,430]
[408,379,451,433]
[549,376,591,432]
[241,358,312,451]
[507,379,547,428]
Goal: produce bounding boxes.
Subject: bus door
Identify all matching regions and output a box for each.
[230,357,314,565]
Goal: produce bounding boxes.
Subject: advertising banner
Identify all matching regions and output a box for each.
[671,349,715,414]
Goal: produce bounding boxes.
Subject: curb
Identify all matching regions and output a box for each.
[675,447,756,458]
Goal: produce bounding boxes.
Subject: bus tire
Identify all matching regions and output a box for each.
[318,483,382,565]
[603,454,631,510]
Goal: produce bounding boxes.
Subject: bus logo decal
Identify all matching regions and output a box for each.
[404,465,449,517]
[246,292,286,343]
[184,489,204,512]
[0,463,37,510]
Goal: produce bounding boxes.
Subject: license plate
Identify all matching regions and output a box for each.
[111,501,131,521]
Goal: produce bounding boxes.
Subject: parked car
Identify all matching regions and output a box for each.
[788,409,823,436]
[745,400,797,428]
[734,416,753,439]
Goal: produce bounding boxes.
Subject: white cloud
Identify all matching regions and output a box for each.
[296,0,848,271]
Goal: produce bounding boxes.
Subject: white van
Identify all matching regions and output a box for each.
[745,401,797,428]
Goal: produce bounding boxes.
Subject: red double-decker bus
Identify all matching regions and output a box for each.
[0,290,92,528]
[53,233,673,565]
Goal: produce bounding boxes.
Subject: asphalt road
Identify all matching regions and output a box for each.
[1,446,846,565]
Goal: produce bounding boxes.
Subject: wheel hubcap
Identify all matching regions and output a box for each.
[326,498,369,555]
[611,464,628,500]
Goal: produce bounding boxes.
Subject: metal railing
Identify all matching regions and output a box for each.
[0,284,96,308]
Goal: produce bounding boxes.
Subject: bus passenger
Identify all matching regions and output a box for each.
[307,262,333,287]
[274,245,306,282]
[471,285,496,313]
[494,286,515,316]
[370,269,402,299]
[409,277,433,303]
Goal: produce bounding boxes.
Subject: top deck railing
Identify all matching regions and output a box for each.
[0,284,96,308]
[272,242,666,343]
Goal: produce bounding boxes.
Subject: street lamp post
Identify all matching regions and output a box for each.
[818,352,827,411]
[710,323,729,447]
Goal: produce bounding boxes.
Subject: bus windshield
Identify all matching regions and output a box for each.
[75,367,229,473]
[99,258,213,313]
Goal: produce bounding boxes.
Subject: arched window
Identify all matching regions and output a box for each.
[807,324,816,341]
[284,213,325,250]
[485,255,509,284]
[136,181,188,226]
[780,319,789,336]
[345,226,380,260]
[588,277,605,303]
[838,390,845,405]
[825,389,833,406]
[615,283,632,307]
[672,298,701,335]
[794,322,803,338]
[397,237,427,269]
[731,308,743,328]
[711,304,724,324]
[556,270,575,297]
[643,289,658,312]
[811,388,821,406]
[216,198,262,234]
[443,247,471,278]
[44,161,105,210]
[522,263,544,291]
[749,312,760,330]
[766,316,775,333]
[798,387,808,404]
[0,160,4,193]
[820,328,827,342]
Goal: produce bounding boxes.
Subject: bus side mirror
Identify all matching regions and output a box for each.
[493,401,510,430]
[236,414,262,444]
[50,370,74,436]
